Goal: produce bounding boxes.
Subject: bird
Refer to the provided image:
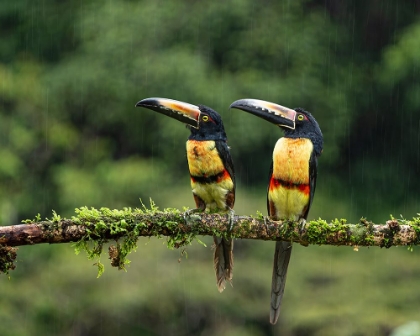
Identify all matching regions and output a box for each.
[230,98,323,324]
[136,97,235,292]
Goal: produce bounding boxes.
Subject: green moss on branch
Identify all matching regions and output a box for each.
[0,204,419,276]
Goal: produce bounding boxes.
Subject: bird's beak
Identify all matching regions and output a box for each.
[230,99,296,129]
[135,97,201,129]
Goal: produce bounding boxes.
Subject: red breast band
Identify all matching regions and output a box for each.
[191,169,231,184]
[269,176,310,195]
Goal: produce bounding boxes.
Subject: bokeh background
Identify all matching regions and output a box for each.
[1,0,420,335]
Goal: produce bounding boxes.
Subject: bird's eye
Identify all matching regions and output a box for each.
[297,114,305,121]
[202,115,209,122]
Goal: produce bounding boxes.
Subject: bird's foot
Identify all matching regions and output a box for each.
[227,208,236,234]
[263,216,269,233]
[298,218,307,235]
[183,208,202,226]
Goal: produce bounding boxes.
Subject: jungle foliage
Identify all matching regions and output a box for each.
[1,1,420,335]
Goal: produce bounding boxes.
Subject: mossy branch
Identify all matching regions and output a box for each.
[1,204,420,275]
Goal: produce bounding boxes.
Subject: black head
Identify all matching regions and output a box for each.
[188,105,227,141]
[285,108,323,156]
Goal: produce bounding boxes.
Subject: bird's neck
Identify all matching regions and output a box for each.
[188,131,226,141]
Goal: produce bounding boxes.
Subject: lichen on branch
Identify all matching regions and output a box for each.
[0,201,420,276]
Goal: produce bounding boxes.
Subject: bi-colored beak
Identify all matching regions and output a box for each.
[230,99,296,129]
[135,97,201,128]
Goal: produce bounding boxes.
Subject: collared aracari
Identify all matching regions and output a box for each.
[135,98,235,292]
[230,99,323,324]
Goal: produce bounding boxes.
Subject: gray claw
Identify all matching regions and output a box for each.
[227,208,235,232]
[298,218,307,234]
[183,209,201,225]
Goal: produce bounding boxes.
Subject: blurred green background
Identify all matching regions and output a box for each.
[1,0,420,335]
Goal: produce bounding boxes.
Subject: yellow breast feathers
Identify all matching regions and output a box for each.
[272,138,313,184]
[186,140,233,210]
[186,140,225,177]
[268,138,313,220]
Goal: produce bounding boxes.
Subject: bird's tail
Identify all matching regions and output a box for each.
[213,236,234,292]
[270,240,292,324]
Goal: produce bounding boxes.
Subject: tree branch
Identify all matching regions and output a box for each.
[1,206,419,274]
[1,207,419,247]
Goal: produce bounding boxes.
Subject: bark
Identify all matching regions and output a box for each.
[1,208,419,274]
[0,211,418,248]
